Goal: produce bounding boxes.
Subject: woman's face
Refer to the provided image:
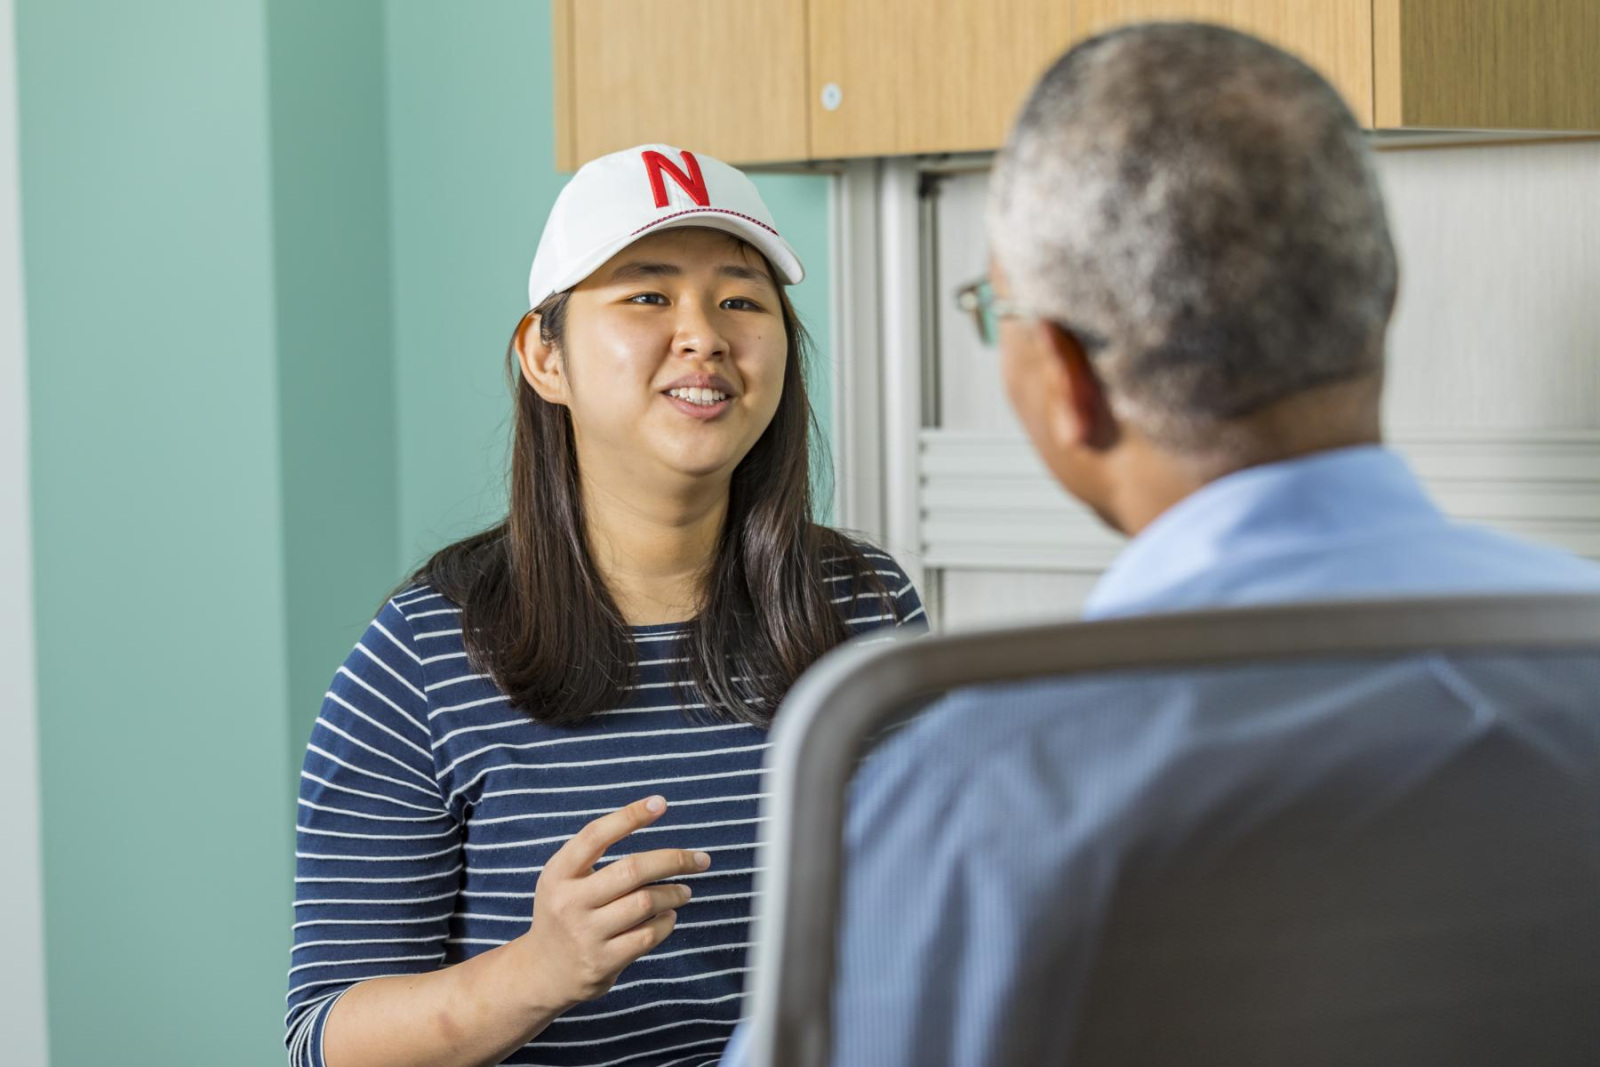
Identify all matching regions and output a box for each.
[528,227,789,488]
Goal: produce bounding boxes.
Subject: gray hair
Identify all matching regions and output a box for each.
[988,23,1398,452]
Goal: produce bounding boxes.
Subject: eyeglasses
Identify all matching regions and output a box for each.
[954,276,1107,353]
[954,276,1029,347]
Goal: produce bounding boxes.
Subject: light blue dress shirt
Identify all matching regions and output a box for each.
[721,445,1600,1066]
[1078,444,1600,619]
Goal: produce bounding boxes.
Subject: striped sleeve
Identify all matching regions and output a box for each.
[886,558,926,630]
[285,594,461,1066]
[834,543,927,635]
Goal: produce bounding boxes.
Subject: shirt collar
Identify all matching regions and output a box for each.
[1082,445,1445,618]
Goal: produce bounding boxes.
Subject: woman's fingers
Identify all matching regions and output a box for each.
[585,846,712,907]
[545,796,669,878]
[616,906,680,961]
[524,798,709,1003]
[592,883,694,939]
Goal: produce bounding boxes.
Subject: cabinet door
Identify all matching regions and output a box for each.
[1073,1,1375,125]
[1375,0,1600,131]
[554,0,809,169]
[808,0,1077,158]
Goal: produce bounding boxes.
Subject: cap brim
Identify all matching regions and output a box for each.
[529,208,805,309]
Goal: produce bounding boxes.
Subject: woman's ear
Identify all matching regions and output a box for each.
[515,311,569,406]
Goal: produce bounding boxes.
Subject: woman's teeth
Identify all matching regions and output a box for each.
[667,387,729,406]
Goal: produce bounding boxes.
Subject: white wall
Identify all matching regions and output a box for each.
[0,0,50,1060]
[1380,141,1600,429]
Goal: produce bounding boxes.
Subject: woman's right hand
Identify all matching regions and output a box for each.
[518,796,713,1010]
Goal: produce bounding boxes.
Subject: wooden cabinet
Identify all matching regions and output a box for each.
[1072,1,1376,123]
[1374,0,1600,131]
[552,0,809,170]
[807,0,1077,158]
[1074,0,1600,132]
[552,1,1600,168]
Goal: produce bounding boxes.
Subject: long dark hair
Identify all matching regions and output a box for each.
[409,243,891,728]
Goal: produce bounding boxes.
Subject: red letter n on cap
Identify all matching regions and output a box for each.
[641,149,710,209]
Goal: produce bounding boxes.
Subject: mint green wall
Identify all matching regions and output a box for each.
[17,1,296,1060]
[750,174,834,512]
[17,1,829,1061]
[386,1,561,564]
[386,1,834,565]
[267,0,399,759]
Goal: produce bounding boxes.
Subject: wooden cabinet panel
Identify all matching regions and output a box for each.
[554,0,809,169]
[808,0,1077,158]
[1375,0,1600,131]
[553,0,1600,168]
[1073,1,1374,125]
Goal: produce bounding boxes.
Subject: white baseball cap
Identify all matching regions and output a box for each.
[527,143,806,310]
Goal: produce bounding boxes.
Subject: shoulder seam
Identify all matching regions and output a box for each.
[375,599,450,805]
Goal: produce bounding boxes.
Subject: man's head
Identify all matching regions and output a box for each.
[987,23,1398,533]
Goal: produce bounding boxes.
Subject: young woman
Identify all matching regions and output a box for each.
[285,145,924,1067]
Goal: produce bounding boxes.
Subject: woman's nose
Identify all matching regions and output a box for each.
[671,300,729,360]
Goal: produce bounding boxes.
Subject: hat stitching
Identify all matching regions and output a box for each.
[630,207,781,239]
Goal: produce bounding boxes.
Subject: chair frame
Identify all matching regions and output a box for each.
[741,594,1600,1067]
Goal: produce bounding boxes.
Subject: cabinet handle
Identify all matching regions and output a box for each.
[820,82,843,112]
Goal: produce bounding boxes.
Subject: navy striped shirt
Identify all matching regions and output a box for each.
[286,547,923,1066]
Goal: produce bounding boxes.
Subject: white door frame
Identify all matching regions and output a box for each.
[0,0,50,1060]
[826,160,883,541]
[829,156,999,622]
[829,158,934,607]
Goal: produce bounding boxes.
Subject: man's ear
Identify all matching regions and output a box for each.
[514,311,569,406]
[1037,321,1118,452]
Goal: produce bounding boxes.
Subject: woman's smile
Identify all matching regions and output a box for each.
[661,373,737,420]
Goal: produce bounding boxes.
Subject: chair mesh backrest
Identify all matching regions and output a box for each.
[743,598,1600,1067]
[1031,653,1600,1066]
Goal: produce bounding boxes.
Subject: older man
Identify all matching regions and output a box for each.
[725,20,1600,1067]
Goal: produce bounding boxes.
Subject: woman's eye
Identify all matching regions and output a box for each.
[722,297,762,311]
[627,293,668,305]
